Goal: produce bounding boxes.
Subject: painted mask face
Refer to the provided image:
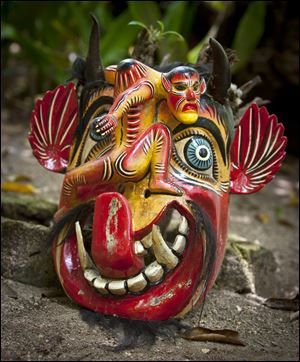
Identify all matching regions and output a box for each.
[28,19,287,321]
[162,67,206,124]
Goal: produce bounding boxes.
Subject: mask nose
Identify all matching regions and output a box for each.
[186,88,196,101]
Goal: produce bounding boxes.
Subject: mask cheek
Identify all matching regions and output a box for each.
[169,94,183,113]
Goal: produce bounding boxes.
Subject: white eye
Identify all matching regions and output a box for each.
[185,137,213,171]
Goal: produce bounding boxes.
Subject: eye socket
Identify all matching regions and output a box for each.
[174,84,187,91]
[193,83,200,92]
[184,137,213,171]
[172,133,218,185]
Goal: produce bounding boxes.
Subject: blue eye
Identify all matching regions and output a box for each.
[184,137,213,170]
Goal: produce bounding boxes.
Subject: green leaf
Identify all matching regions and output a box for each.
[9,29,67,70]
[163,1,187,34]
[209,1,225,12]
[177,2,200,39]
[128,20,149,30]
[187,36,209,64]
[158,36,188,63]
[163,31,184,41]
[128,1,161,27]
[101,10,139,65]
[93,3,113,31]
[1,22,17,40]
[232,1,266,73]
[156,20,164,33]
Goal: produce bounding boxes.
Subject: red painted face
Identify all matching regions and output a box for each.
[163,67,206,124]
[170,72,199,108]
[53,92,235,320]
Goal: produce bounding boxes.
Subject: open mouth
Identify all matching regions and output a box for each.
[182,103,197,112]
[75,205,195,297]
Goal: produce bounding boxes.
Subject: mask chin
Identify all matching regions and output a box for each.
[174,111,198,124]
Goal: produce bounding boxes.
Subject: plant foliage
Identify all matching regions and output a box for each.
[1,1,267,92]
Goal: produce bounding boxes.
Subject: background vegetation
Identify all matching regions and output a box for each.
[1,1,299,155]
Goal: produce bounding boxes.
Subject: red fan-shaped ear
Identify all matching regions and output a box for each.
[200,78,207,94]
[230,103,287,194]
[28,83,78,173]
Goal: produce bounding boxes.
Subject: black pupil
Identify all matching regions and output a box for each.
[199,147,208,158]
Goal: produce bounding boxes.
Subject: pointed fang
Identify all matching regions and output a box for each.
[75,221,95,271]
[152,225,178,269]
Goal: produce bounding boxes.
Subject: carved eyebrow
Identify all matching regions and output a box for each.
[172,81,188,85]
[173,80,199,86]
[173,118,227,165]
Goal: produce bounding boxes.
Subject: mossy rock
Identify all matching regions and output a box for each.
[1,217,59,288]
[1,192,57,226]
[216,235,278,297]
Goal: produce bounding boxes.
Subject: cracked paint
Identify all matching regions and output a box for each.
[106,197,122,254]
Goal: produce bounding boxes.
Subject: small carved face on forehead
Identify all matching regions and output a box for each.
[162,66,206,124]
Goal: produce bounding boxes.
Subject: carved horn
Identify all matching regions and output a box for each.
[207,38,231,104]
[84,14,105,82]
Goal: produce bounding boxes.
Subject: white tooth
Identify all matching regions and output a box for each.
[84,269,99,284]
[178,217,189,235]
[141,232,153,248]
[165,209,182,233]
[144,261,164,283]
[134,240,147,255]
[108,280,127,296]
[151,225,178,269]
[75,221,95,270]
[127,273,147,293]
[93,276,109,295]
[172,235,186,254]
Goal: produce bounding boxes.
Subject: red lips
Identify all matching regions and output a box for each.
[182,103,197,112]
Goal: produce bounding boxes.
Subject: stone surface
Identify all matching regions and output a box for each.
[1,191,57,226]
[216,236,278,297]
[1,217,59,288]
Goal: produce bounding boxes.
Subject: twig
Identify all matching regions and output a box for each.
[239,76,262,98]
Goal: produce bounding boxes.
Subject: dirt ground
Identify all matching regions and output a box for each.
[1,277,299,362]
[1,117,299,361]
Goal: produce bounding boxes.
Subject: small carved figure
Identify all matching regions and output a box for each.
[61,59,206,212]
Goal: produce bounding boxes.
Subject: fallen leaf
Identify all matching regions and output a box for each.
[1,181,38,194]
[286,195,299,207]
[201,348,210,354]
[180,326,246,346]
[11,174,33,182]
[227,233,249,243]
[277,218,295,228]
[255,213,269,224]
[263,296,299,311]
[236,305,242,312]
[274,206,284,219]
